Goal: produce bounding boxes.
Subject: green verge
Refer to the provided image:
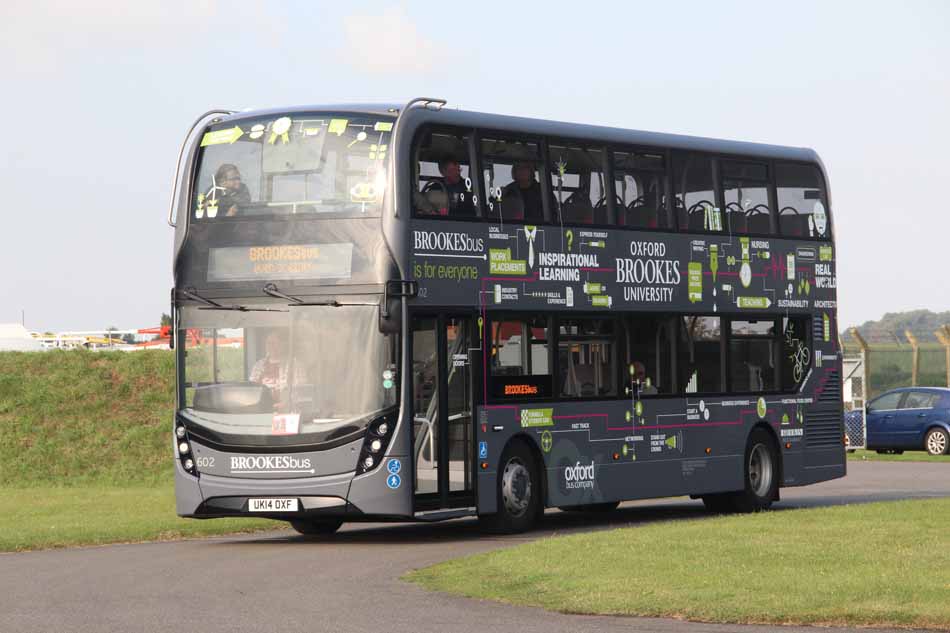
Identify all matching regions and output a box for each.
[848,449,950,463]
[0,350,176,487]
[0,486,280,552]
[0,350,282,550]
[406,499,950,630]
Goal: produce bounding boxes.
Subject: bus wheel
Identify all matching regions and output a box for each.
[558,502,620,513]
[289,518,343,536]
[482,440,540,534]
[731,428,779,513]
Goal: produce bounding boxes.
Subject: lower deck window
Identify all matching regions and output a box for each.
[677,316,721,393]
[558,319,616,398]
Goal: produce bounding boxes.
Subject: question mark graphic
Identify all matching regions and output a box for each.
[566,229,574,251]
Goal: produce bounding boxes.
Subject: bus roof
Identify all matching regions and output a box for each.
[215,99,822,165]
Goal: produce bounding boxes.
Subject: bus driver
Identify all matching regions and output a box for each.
[250,331,306,407]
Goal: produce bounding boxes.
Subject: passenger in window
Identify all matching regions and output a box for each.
[415,156,475,217]
[213,164,251,217]
[633,361,658,395]
[502,160,545,221]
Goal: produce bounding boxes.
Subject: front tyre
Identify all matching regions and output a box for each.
[925,428,949,456]
[289,518,343,536]
[730,428,779,513]
[481,439,540,534]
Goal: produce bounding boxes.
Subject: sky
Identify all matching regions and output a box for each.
[0,0,947,332]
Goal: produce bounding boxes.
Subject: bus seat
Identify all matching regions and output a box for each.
[563,364,597,397]
[746,211,771,234]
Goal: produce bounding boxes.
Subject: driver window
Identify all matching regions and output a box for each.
[613,150,670,229]
[412,128,476,218]
[721,161,772,235]
[869,392,902,412]
[548,143,607,225]
[673,152,720,232]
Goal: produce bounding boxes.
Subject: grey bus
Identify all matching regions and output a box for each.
[169,98,844,534]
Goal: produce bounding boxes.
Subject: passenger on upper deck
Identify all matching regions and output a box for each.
[214,164,251,217]
[501,160,545,221]
[415,155,475,217]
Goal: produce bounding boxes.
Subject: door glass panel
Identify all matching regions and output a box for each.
[446,318,473,492]
[412,318,438,495]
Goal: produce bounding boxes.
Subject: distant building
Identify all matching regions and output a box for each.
[0,323,45,351]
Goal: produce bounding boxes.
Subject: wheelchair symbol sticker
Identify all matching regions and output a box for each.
[386,473,401,489]
[478,441,488,459]
[387,458,401,475]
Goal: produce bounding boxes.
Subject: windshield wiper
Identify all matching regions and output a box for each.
[179,287,281,312]
[179,287,225,308]
[263,283,303,304]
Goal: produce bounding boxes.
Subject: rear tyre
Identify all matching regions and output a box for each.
[481,439,541,534]
[729,428,779,513]
[558,501,620,513]
[925,428,949,456]
[289,518,343,536]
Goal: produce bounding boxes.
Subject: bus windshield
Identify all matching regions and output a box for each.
[179,303,397,445]
[193,113,394,220]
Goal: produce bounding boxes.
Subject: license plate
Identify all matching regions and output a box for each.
[248,498,298,512]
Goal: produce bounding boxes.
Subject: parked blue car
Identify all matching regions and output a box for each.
[866,387,950,456]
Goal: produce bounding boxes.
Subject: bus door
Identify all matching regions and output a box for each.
[411,315,477,510]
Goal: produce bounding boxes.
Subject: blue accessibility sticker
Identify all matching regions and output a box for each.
[478,441,488,459]
[386,473,401,489]
[386,458,402,474]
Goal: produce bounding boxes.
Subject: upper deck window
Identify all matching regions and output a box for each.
[673,153,720,233]
[776,163,830,239]
[412,128,477,218]
[193,113,393,221]
[548,143,607,225]
[481,137,545,222]
[721,160,772,235]
[613,151,671,229]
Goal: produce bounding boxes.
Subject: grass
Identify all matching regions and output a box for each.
[0,486,281,552]
[0,350,176,486]
[0,350,283,552]
[406,499,950,630]
[848,448,950,463]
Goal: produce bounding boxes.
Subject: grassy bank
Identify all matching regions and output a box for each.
[0,351,283,550]
[0,487,280,552]
[407,499,950,630]
[0,350,176,486]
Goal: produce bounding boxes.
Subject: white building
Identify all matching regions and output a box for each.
[0,323,45,351]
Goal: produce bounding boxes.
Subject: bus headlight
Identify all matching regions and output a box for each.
[356,411,396,475]
[174,417,198,477]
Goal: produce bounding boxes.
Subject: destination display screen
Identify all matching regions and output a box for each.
[207,243,354,282]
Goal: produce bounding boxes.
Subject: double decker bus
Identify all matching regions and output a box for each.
[170,98,843,534]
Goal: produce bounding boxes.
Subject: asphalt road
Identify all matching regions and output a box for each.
[2,460,949,633]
